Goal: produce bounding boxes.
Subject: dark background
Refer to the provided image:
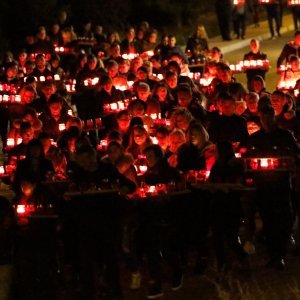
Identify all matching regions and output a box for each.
[0,0,215,52]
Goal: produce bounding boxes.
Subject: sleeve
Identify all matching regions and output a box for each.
[277,45,288,68]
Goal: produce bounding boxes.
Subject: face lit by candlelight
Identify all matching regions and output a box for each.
[145,150,158,168]
[108,144,123,162]
[165,74,177,89]
[40,137,51,154]
[49,102,62,118]
[103,81,113,93]
[42,84,56,100]
[250,39,259,54]
[220,99,236,117]
[178,91,192,108]
[21,180,36,197]
[245,93,259,113]
[133,128,147,145]
[137,89,150,101]
[174,114,190,131]
[295,33,300,46]
[117,115,130,131]
[21,128,34,144]
[108,65,118,78]
[189,128,205,148]
[156,86,168,101]
[36,55,46,70]
[22,91,35,104]
[156,132,169,151]
[271,94,286,115]
[169,131,185,153]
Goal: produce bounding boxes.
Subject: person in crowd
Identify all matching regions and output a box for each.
[8,122,34,161]
[170,108,194,132]
[155,34,169,60]
[143,29,158,52]
[176,121,215,172]
[177,84,207,125]
[208,92,249,148]
[242,92,261,135]
[39,94,72,140]
[75,54,105,88]
[244,39,268,90]
[126,125,152,159]
[215,0,233,41]
[102,141,138,186]
[233,0,250,40]
[106,60,127,87]
[271,90,300,139]
[31,80,57,113]
[277,30,300,68]
[141,144,183,298]
[249,75,270,97]
[49,23,63,45]
[0,62,19,85]
[31,54,53,78]
[154,126,170,152]
[8,108,42,140]
[166,129,186,166]
[151,82,176,118]
[278,55,300,90]
[247,104,300,269]
[70,144,135,299]
[291,4,300,30]
[186,25,209,55]
[209,141,248,270]
[13,138,54,195]
[120,27,141,54]
[166,35,187,63]
[262,0,281,39]
[127,99,153,130]
[32,26,54,54]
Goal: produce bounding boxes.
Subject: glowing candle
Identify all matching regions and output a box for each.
[15,95,21,102]
[59,123,66,131]
[0,166,5,174]
[54,74,60,81]
[16,205,26,215]
[110,103,118,111]
[40,76,45,82]
[118,101,125,110]
[7,138,14,147]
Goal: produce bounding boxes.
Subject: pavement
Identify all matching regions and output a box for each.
[209,13,296,55]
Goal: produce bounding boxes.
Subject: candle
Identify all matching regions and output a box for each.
[139,165,148,173]
[15,95,21,102]
[0,166,5,175]
[127,81,134,87]
[59,123,66,131]
[95,118,102,128]
[118,101,125,110]
[151,137,159,144]
[7,138,14,147]
[110,103,118,111]
[17,138,22,145]
[16,205,26,215]
[86,119,93,128]
[54,74,60,81]
[40,76,45,82]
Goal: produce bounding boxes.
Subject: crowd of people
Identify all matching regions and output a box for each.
[0,9,300,300]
